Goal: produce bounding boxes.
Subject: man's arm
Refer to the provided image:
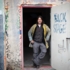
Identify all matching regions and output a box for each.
[45,25,51,41]
[28,26,33,42]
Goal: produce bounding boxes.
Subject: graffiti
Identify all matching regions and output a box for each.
[5,5,9,36]
[4,2,10,70]
[54,12,67,22]
[53,12,67,33]
[18,6,22,34]
[53,23,66,33]
[58,40,66,53]
[58,44,66,53]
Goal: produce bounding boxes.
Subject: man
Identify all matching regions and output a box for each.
[28,16,51,68]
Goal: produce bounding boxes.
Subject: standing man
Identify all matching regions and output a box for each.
[28,16,51,68]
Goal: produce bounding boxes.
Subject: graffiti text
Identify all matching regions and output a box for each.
[54,12,67,22]
[53,23,66,33]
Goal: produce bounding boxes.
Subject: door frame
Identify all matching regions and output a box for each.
[19,4,52,70]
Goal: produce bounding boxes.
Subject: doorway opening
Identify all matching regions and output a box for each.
[23,7,51,67]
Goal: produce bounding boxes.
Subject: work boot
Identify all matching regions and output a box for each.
[36,65,40,69]
[33,63,37,68]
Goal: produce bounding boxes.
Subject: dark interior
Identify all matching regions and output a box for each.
[23,7,51,67]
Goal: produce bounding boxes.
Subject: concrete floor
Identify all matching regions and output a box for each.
[24,44,55,70]
[24,47,51,67]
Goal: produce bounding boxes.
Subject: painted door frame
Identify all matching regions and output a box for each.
[19,4,52,70]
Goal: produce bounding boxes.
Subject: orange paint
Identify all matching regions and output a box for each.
[4,56,7,70]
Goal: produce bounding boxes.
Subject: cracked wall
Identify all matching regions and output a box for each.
[4,0,23,70]
[4,0,70,70]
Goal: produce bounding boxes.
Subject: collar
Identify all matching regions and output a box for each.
[38,24,41,27]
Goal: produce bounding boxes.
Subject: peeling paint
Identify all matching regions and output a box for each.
[18,6,24,70]
[23,0,68,4]
[5,6,8,36]
[4,0,70,70]
[4,0,21,70]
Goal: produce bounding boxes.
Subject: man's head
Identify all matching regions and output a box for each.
[37,16,43,25]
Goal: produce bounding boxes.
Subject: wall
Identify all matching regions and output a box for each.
[23,0,70,5]
[51,3,70,70]
[4,0,23,70]
[4,0,70,70]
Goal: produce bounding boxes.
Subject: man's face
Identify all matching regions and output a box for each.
[37,17,42,24]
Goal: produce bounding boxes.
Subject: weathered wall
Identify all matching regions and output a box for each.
[23,0,70,5]
[4,0,23,70]
[4,0,70,70]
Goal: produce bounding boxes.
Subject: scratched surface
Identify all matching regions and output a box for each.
[0,15,4,70]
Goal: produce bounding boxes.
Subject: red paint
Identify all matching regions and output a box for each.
[23,6,52,8]
[23,5,52,8]
[20,5,52,70]
[18,6,24,70]
[20,6,24,70]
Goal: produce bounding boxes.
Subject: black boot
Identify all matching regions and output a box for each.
[32,59,40,68]
[36,65,40,69]
[33,62,37,68]
[33,63,40,68]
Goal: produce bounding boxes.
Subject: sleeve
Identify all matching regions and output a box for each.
[45,25,51,41]
[28,25,34,42]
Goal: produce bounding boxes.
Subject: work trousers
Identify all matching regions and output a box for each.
[32,42,47,65]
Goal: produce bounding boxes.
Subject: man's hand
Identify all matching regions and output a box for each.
[31,40,34,44]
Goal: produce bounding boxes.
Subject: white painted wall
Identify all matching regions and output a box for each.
[4,0,70,70]
[4,0,23,70]
[51,3,70,70]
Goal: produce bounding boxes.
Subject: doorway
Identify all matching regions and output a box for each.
[23,7,51,67]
